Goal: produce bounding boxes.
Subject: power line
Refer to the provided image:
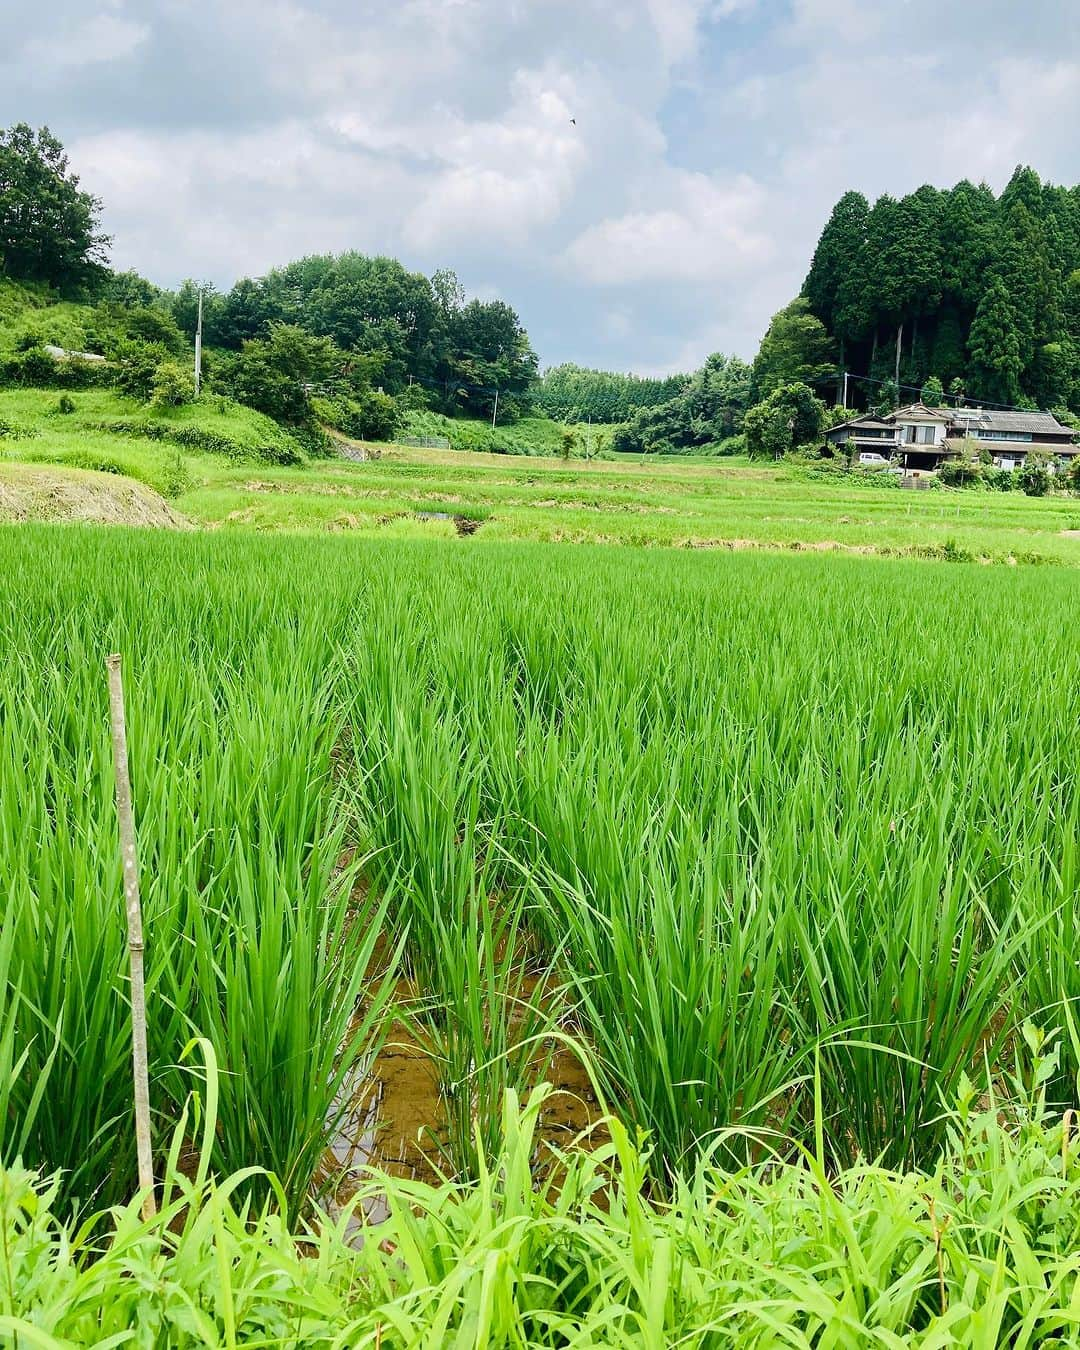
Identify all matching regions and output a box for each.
[842,370,1055,416]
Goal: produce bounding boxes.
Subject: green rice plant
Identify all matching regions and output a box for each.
[409,877,563,1181]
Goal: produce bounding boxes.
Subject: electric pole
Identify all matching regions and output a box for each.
[194,288,203,398]
[842,370,849,408]
[491,388,499,429]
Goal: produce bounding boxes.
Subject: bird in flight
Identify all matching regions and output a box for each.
[570,118,576,125]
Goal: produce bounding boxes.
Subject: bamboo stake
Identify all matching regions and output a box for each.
[106,653,156,1221]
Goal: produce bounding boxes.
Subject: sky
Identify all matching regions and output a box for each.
[3,0,1080,375]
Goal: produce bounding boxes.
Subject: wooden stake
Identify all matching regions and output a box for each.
[106,653,156,1221]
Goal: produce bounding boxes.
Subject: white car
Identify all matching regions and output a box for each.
[857,451,892,468]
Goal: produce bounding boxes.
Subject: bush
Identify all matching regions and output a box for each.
[86,418,305,465]
[0,417,34,440]
[1020,455,1052,497]
[939,460,983,488]
[0,345,59,386]
[982,466,1018,492]
[312,389,401,442]
[744,381,825,459]
[53,394,76,415]
[150,359,196,408]
[114,342,171,402]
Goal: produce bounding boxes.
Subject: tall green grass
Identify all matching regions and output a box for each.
[5,1050,1080,1346]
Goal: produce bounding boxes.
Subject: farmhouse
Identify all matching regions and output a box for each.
[826,403,1078,474]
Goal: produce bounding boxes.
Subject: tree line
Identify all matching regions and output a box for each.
[536,364,691,423]
[0,122,538,432]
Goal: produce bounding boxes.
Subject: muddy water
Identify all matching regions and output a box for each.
[326,1012,607,1228]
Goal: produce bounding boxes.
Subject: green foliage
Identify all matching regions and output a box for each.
[311,388,401,441]
[114,341,171,402]
[804,190,870,337]
[215,323,338,425]
[537,363,690,422]
[89,414,304,465]
[4,1020,1080,1342]
[921,374,945,404]
[799,168,1080,414]
[1019,450,1053,496]
[752,297,837,398]
[151,359,196,408]
[0,124,109,291]
[969,277,1024,405]
[0,416,33,439]
[400,408,542,455]
[213,255,538,420]
[612,353,752,454]
[744,381,826,458]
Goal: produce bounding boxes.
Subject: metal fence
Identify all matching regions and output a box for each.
[399,436,451,449]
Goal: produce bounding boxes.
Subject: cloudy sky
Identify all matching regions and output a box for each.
[3,1,1079,373]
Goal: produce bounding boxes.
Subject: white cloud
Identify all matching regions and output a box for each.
[400,71,587,248]
[22,11,148,70]
[564,172,772,285]
[5,0,1080,373]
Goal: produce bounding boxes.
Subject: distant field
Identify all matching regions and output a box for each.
[3,387,1080,562]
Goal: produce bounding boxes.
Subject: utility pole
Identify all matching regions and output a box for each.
[842,370,849,409]
[491,388,499,429]
[894,323,902,406]
[194,288,203,398]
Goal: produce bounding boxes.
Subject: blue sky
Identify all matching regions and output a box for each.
[3,1,1079,373]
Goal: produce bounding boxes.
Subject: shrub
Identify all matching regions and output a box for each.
[114,342,171,402]
[1020,454,1053,497]
[312,389,401,442]
[85,418,305,465]
[982,466,1018,492]
[0,417,33,440]
[53,394,76,415]
[150,359,196,408]
[939,460,983,488]
[0,345,58,386]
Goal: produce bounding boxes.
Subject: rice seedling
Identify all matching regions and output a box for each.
[3,524,1080,1262]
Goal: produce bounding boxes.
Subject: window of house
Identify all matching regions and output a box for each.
[916,425,936,444]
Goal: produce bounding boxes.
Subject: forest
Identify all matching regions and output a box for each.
[802,166,1080,413]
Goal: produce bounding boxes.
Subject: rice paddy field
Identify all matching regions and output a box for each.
[6,524,1080,1344]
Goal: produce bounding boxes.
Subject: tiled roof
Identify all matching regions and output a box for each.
[949,409,1073,436]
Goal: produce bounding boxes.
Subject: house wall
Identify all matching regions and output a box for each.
[895,420,947,446]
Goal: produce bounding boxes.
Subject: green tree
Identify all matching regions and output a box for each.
[744,382,825,459]
[803,191,870,333]
[100,270,164,309]
[968,278,1023,406]
[994,202,1061,371]
[751,298,836,400]
[921,375,945,406]
[445,299,538,420]
[217,323,340,423]
[930,308,967,389]
[0,124,109,291]
[940,180,998,315]
[172,280,222,344]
